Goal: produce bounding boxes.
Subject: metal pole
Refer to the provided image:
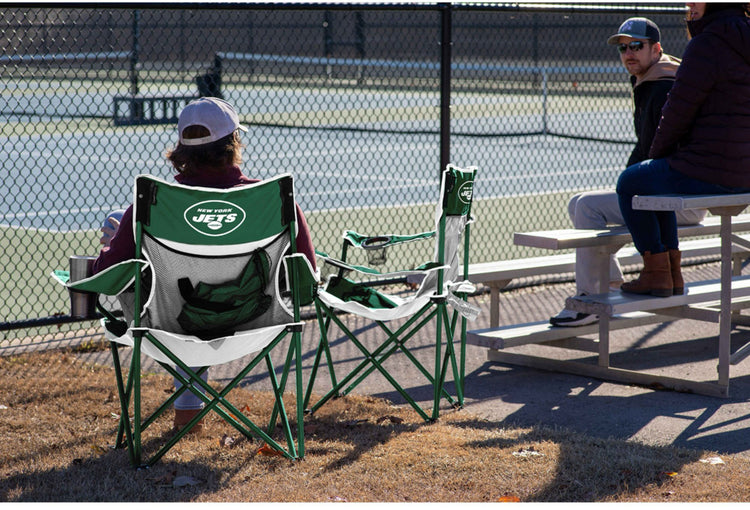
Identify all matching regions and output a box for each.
[323,10,333,78]
[130,9,140,96]
[355,11,365,82]
[129,9,141,121]
[439,3,452,177]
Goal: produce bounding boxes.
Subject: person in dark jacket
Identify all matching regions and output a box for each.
[617,3,750,297]
[551,17,706,326]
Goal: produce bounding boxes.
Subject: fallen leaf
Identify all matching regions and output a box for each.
[498,494,521,502]
[90,444,108,455]
[662,471,678,477]
[376,415,404,425]
[512,446,544,458]
[173,475,203,488]
[700,456,725,465]
[151,471,176,486]
[257,443,283,456]
[219,434,236,448]
[340,418,368,428]
[229,405,252,422]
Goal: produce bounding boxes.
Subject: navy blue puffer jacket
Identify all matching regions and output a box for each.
[649,7,750,188]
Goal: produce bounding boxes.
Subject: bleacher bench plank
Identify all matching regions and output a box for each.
[513,214,750,251]
[566,275,750,317]
[467,311,674,350]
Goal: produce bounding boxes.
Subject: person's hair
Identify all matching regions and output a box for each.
[166,125,243,175]
[704,3,750,16]
[648,40,663,56]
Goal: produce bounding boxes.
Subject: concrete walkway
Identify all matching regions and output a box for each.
[294,261,750,458]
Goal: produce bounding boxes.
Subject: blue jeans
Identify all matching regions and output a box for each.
[616,158,750,254]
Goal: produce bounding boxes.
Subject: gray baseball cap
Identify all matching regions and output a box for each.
[607,17,661,45]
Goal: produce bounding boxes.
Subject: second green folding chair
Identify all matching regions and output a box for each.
[304,164,479,421]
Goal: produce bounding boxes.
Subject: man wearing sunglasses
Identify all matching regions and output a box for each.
[550,16,706,327]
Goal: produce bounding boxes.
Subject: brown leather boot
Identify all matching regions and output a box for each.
[620,251,673,297]
[669,249,684,295]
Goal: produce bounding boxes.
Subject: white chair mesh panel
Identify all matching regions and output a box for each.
[141,232,293,334]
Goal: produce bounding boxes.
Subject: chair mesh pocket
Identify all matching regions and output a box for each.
[177,249,272,339]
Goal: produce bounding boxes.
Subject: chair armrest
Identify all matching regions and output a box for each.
[52,259,149,296]
[283,254,319,306]
[317,250,446,279]
[343,229,436,251]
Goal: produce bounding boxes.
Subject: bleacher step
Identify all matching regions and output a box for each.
[467,311,672,350]
[565,276,750,316]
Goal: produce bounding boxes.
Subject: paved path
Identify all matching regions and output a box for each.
[294,261,750,457]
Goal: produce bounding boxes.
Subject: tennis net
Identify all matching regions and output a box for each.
[1,52,132,120]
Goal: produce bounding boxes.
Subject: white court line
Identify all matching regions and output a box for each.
[0,205,124,221]
[0,224,90,233]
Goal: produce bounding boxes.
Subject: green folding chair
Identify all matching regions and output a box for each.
[53,173,316,467]
[304,164,479,421]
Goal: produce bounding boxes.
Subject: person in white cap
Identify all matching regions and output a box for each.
[550,16,707,327]
[93,97,317,433]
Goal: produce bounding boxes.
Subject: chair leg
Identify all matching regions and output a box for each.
[109,342,129,449]
[309,300,464,422]
[132,334,143,467]
[304,302,338,410]
[308,305,432,421]
[127,330,302,465]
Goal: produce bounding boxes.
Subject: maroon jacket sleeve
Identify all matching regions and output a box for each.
[92,205,135,274]
[295,204,317,271]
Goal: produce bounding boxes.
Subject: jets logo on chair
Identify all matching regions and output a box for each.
[458,182,473,204]
[184,200,246,236]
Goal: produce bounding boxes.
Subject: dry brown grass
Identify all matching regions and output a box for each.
[2,349,750,503]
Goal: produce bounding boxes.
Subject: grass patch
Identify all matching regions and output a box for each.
[1,349,747,502]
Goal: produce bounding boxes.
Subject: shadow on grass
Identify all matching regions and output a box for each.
[450,417,704,502]
[0,403,708,503]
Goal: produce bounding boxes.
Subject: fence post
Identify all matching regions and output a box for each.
[129,9,142,120]
[439,3,452,177]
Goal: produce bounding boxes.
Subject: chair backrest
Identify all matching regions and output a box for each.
[418,165,477,296]
[438,164,476,277]
[131,173,300,338]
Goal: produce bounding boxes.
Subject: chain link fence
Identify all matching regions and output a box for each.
[1,3,688,350]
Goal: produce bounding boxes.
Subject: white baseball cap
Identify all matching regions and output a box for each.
[178,97,248,146]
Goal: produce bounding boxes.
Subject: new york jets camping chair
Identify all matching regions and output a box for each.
[54,173,316,467]
[304,164,479,421]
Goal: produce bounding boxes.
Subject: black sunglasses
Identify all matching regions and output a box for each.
[618,41,646,53]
